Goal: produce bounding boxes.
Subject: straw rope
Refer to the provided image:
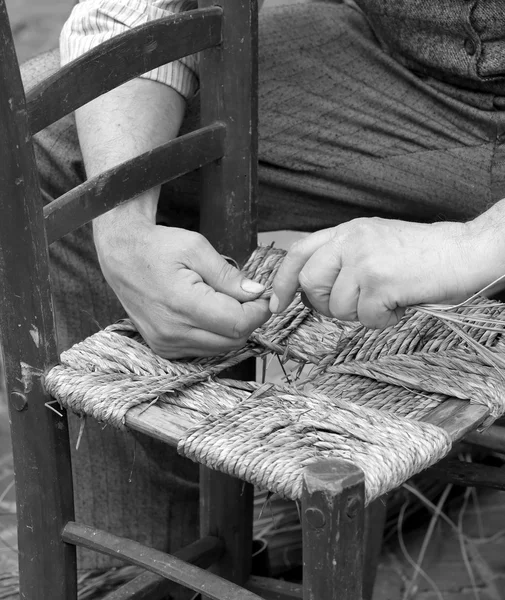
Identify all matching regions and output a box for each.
[43,245,505,502]
[178,392,452,505]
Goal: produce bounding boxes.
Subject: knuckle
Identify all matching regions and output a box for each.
[228,336,249,351]
[185,232,209,258]
[231,316,252,340]
[216,260,237,285]
[341,217,374,240]
[289,238,309,259]
[298,269,314,292]
[360,259,387,286]
[298,270,328,301]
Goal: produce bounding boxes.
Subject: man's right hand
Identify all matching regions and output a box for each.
[94,216,270,359]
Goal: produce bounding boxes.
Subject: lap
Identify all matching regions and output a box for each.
[256,1,503,231]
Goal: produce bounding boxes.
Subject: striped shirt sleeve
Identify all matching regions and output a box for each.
[59,0,199,99]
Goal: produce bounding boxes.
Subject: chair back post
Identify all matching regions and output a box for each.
[198,0,258,263]
[0,2,76,598]
[197,0,259,591]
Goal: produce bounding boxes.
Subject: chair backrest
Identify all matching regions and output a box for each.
[0,1,258,597]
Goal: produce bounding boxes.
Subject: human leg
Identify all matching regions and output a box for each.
[255,1,499,232]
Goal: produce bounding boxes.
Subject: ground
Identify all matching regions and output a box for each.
[2,0,505,598]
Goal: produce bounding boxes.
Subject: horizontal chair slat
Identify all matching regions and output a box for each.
[27,7,222,134]
[104,535,224,600]
[62,522,264,600]
[124,397,490,450]
[426,458,505,491]
[246,575,303,599]
[44,122,226,244]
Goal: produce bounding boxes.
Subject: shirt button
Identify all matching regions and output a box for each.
[494,97,505,111]
[464,38,477,56]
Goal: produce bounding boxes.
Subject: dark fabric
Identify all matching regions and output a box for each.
[20,0,505,573]
[161,2,505,234]
[354,0,505,93]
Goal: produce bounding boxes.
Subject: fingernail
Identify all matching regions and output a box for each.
[241,279,265,294]
[269,293,280,313]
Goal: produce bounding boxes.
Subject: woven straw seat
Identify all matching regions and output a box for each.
[45,245,505,505]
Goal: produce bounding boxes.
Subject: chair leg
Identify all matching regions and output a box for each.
[302,460,365,600]
[200,468,254,596]
[363,497,387,600]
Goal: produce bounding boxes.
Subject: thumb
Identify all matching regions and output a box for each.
[271,228,336,313]
[199,250,265,301]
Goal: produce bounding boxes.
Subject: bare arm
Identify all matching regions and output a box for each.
[271,202,505,328]
[78,78,184,227]
[76,80,270,357]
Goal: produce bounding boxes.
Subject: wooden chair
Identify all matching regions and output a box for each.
[5,1,505,598]
[0,0,382,598]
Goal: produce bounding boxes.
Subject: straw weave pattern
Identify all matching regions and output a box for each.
[44,246,505,503]
[179,392,451,504]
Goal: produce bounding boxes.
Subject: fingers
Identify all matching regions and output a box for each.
[357,296,406,329]
[146,327,253,359]
[173,269,270,340]
[270,229,337,313]
[188,243,265,302]
[196,285,271,339]
[327,268,405,328]
[179,239,270,339]
[297,243,343,317]
[327,269,359,321]
[133,293,268,358]
[270,226,405,329]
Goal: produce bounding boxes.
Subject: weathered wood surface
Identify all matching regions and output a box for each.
[198,0,258,264]
[126,397,490,448]
[103,536,224,600]
[0,1,76,597]
[302,460,365,600]
[200,467,255,587]
[363,497,387,600]
[245,576,302,599]
[425,458,505,490]
[44,123,226,244]
[465,424,505,452]
[26,7,222,134]
[423,399,489,441]
[63,523,264,600]
[196,0,259,595]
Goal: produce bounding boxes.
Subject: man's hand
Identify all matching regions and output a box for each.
[270,217,496,329]
[76,79,271,358]
[94,217,270,358]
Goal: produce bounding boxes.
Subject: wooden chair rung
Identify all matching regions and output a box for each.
[63,523,263,600]
[44,122,226,243]
[245,576,302,600]
[465,423,505,452]
[102,535,226,600]
[425,458,505,491]
[26,7,223,134]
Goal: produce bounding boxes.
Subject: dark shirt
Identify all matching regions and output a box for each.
[355,0,505,93]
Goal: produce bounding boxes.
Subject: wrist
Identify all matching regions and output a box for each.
[93,193,159,265]
[463,204,505,293]
[93,189,158,240]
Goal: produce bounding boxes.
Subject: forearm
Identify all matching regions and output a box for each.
[466,197,505,291]
[75,78,185,235]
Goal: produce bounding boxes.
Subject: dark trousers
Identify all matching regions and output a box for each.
[21,0,505,572]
